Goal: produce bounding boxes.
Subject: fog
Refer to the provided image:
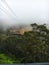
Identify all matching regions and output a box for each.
[0,0,49,28]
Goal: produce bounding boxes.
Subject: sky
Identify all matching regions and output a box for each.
[0,0,49,26]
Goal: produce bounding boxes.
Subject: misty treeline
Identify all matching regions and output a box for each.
[0,23,49,63]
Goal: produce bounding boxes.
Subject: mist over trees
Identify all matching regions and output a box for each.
[0,23,49,63]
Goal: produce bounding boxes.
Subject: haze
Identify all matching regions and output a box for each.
[0,0,49,27]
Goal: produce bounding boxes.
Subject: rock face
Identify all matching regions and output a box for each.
[9,26,32,35]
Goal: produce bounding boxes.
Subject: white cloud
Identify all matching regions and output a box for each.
[0,0,49,24]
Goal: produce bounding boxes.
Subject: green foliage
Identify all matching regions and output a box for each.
[0,54,14,64]
[0,23,49,63]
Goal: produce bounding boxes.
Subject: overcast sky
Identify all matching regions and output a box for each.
[0,0,49,26]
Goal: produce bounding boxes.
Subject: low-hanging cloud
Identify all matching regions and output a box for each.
[0,0,49,29]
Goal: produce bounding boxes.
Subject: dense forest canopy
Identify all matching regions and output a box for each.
[0,23,49,63]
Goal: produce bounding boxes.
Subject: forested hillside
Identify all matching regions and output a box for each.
[0,23,49,63]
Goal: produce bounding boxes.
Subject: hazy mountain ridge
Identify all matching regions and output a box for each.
[6,25,32,35]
